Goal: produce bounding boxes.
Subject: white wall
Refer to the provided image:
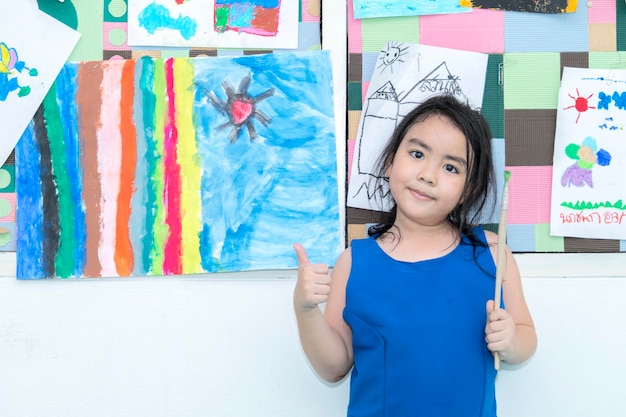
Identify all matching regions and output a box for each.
[1,252,625,417]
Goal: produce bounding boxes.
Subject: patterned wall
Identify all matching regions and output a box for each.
[346,0,626,253]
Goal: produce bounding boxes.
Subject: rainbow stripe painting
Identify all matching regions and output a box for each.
[15,51,340,279]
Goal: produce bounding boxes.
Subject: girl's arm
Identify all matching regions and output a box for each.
[485,232,537,365]
[293,245,354,382]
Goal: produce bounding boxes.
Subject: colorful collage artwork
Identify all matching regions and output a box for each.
[460,0,577,13]
[127,0,299,49]
[15,51,341,279]
[551,67,626,240]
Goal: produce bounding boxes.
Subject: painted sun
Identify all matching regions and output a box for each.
[563,88,595,124]
[208,75,274,143]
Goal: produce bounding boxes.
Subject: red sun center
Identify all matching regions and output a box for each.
[564,89,595,123]
[231,99,253,125]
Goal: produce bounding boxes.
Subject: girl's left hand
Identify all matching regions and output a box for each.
[485,300,516,361]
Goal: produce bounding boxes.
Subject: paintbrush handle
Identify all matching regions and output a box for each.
[493,181,509,371]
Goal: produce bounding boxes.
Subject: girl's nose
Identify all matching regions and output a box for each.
[419,165,437,186]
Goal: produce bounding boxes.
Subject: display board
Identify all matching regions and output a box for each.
[345,0,626,253]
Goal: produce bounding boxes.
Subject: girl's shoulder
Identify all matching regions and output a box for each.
[464,225,496,245]
[481,228,498,245]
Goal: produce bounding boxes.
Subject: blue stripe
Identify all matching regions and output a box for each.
[56,63,86,277]
[15,122,45,279]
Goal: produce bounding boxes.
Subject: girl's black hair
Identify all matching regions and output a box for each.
[368,94,496,248]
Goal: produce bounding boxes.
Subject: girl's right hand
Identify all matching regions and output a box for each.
[293,243,331,312]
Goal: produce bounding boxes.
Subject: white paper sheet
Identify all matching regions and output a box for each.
[347,43,488,211]
[550,67,626,240]
[127,0,298,49]
[0,0,80,166]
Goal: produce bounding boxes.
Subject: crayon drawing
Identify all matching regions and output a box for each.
[352,0,469,20]
[215,0,281,36]
[0,42,39,101]
[550,67,626,240]
[15,51,340,279]
[127,0,298,49]
[460,0,577,13]
[347,43,488,212]
[0,1,80,167]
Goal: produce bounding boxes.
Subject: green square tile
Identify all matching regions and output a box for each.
[588,51,626,69]
[617,0,626,52]
[535,223,564,252]
[104,0,127,23]
[0,165,15,193]
[161,48,192,59]
[503,53,561,110]
[348,82,363,111]
[361,16,419,53]
[482,54,504,138]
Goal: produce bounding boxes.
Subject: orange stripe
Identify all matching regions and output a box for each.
[114,59,137,276]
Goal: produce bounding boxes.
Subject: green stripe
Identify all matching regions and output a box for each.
[150,59,167,275]
[617,0,626,52]
[44,84,75,277]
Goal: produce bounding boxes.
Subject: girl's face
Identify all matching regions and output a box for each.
[386,114,469,228]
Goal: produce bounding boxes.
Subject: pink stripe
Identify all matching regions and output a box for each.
[97,60,124,277]
[361,81,369,106]
[507,166,553,225]
[162,59,183,275]
[588,0,615,24]
[347,139,356,183]
[419,9,504,54]
[347,0,362,54]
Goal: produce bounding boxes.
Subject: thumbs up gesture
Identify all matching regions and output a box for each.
[293,243,332,312]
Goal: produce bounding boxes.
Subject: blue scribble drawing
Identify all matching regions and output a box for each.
[0,42,38,101]
[561,136,611,188]
[138,3,197,40]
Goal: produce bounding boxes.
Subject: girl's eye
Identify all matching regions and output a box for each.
[409,150,424,159]
[444,164,459,174]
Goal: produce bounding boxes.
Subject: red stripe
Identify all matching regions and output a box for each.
[162,58,183,275]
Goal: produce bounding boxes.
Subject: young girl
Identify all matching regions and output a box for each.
[293,94,537,416]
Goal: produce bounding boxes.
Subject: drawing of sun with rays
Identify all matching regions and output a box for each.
[208,75,274,143]
[563,88,595,123]
[377,41,409,75]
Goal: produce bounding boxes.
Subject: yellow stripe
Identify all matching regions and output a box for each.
[174,58,203,274]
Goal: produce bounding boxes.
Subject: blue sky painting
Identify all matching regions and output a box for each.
[353,0,470,19]
[192,51,341,272]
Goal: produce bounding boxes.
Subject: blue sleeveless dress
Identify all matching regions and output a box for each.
[343,228,498,417]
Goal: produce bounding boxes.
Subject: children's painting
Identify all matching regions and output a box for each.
[460,0,577,13]
[353,0,469,19]
[550,67,626,240]
[347,42,488,212]
[127,0,298,49]
[15,50,340,279]
[0,1,80,167]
